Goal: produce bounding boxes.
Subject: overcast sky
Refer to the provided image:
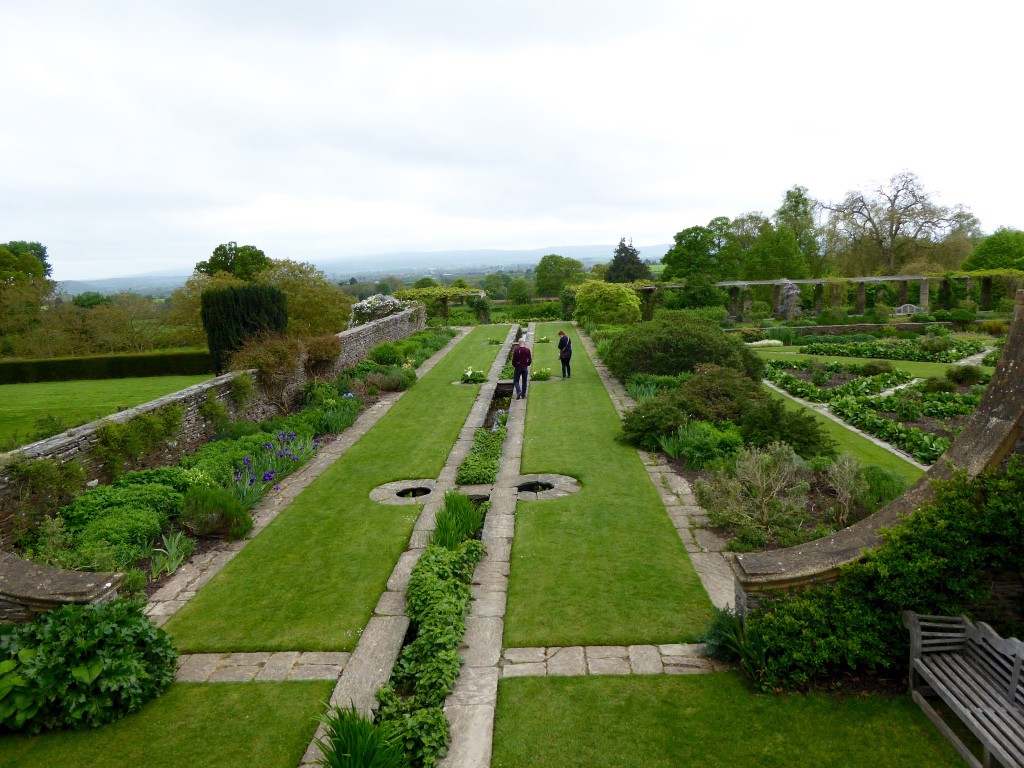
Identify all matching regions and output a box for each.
[4,1,1021,281]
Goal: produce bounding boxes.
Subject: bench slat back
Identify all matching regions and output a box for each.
[964,622,1024,705]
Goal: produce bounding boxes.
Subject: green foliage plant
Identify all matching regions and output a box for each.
[181,485,253,538]
[742,457,1024,691]
[377,539,485,767]
[656,420,742,468]
[94,404,184,479]
[149,530,197,579]
[605,315,762,383]
[0,599,177,733]
[945,364,983,385]
[315,705,406,768]
[740,397,838,459]
[369,342,403,366]
[432,491,486,550]
[572,281,642,326]
[530,367,553,381]
[4,457,85,544]
[455,427,506,484]
[200,389,232,434]
[60,483,183,534]
[76,506,164,569]
[229,371,254,407]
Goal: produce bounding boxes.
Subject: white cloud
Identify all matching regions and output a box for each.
[1,0,1022,279]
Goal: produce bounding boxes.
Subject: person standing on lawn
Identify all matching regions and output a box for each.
[557,330,572,379]
[511,337,532,400]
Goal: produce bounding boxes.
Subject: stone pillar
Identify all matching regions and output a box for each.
[919,279,930,310]
[771,284,783,317]
[813,284,823,314]
[898,280,908,305]
[728,286,740,318]
[981,276,993,311]
[855,282,866,315]
[964,277,974,306]
[742,289,752,319]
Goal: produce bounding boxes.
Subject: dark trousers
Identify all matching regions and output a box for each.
[560,356,571,378]
[513,367,529,397]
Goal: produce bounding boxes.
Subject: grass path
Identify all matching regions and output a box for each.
[754,347,995,379]
[503,322,714,647]
[0,375,213,448]
[768,387,925,484]
[165,326,508,652]
[0,681,333,768]
[492,674,961,768]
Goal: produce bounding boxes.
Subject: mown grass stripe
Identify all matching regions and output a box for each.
[504,322,714,647]
[165,326,508,652]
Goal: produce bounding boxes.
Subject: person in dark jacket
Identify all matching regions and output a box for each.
[511,338,532,399]
[557,330,572,379]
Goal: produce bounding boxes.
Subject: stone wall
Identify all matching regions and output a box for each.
[0,306,425,540]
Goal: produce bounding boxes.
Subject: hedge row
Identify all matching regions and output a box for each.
[0,351,214,384]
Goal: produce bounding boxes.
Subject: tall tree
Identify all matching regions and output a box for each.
[256,260,354,336]
[742,225,808,280]
[962,227,1024,271]
[1,241,51,277]
[195,241,271,281]
[773,186,825,277]
[822,172,971,273]
[535,254,586,296]
[605,238,652,283]
[661,217,740,282]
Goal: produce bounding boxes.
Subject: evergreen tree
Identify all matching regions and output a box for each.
[200,284,288,372]
[605,238,652,283]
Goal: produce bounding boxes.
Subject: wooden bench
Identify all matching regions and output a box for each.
[903,611,1024,768]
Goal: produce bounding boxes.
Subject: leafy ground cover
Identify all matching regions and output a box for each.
[505,323,714,647]
[0,375,212,450]
[164,326,508,652]
[491,674,962,768]
[0,681,333,768]
[798,336,986,362]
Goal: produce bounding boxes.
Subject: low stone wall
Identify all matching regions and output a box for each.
[0,306,425,540]
[730,290,1024,612]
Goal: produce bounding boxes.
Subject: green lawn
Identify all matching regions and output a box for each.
[767,388,924,485]
[165,326,509,652]
[492,674,961,768]
[754,347,994,380]
[504,323,714,647]
[0,681,332,768]
[0,375,213,449]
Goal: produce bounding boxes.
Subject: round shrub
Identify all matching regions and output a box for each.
[60,484,184,533]
[945,364,983,386]
[0,599,177,733]
[572,281,642,326]
[369,342,403,366]
[181,485,252,539]
[605,316,763,384]
[77,506,165,569]
[857,465,909,511]
[921,376,958,394]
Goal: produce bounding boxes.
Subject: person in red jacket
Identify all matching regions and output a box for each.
[511,337,532,400]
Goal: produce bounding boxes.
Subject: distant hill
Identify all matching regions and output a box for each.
[55,244,673,295]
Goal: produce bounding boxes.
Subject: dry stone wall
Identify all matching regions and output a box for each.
[0,306,425,539]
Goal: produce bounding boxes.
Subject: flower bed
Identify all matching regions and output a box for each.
[764,360,912,403]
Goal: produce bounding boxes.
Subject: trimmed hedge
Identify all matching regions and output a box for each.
[0,350,214,384]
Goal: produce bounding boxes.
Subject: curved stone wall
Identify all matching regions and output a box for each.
[731,289,1024,611]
